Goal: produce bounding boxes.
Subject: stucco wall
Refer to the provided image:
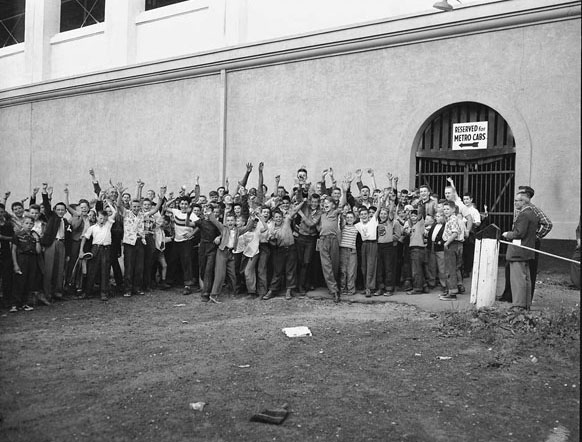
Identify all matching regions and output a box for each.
[0,15,580,239]
[1,76,222,204]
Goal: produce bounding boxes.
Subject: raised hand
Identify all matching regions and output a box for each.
[3,191,10,200]
[32,187,39,195]
[355,169,362,179]
[386,172,393,181]
[329,167,334,178]
[246,162,253,173]
[275,175,280,183]
[47,186,53,197]
[89,168,95,178]
[258,162,264,172]
[367,168,375,176]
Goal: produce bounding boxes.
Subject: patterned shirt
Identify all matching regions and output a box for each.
[442,215,460,242]
[122,210,145,246]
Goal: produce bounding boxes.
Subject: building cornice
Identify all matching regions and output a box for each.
[0,0,579,108]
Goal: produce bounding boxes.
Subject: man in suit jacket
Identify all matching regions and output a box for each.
[40,184,72,300]
[502,192,539,310]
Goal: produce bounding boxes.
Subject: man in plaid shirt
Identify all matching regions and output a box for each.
[499,185,552,303]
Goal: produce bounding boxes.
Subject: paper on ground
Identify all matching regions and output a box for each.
[282,326,312,337]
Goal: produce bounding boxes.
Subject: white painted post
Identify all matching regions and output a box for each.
[470,225,500,308]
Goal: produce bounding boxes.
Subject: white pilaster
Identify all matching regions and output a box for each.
[105,0,144,68]
[24,0,60,83]
[223,0,248,47]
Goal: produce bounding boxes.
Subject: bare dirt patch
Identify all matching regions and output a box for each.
[0,284,579,442]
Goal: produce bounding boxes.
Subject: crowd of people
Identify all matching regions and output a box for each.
[0,163,551,312]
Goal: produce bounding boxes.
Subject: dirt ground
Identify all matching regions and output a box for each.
[0,275,579,442]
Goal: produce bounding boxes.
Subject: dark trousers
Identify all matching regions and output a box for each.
[410,247,428,290]
[12,253,37,307]
[43,240,66,297]
[257,243,271,295]
[124,242,144,293]
[296,234,317,290]
[174,239,194,286]
[199,241,217,294]
[395,241,411,286]
[191,244,200,285]
[360,241,378,290]
[66,239,82,288]
[376,242,396,290]
[0,255,13,307]
[462,232,476,276]
[110,247,123,290]
[86,245,111,296]
[501,238,540,301]
[143,235,156,290]
[234,252,245,291]
[444,241,463,290]
[269,245,297,291]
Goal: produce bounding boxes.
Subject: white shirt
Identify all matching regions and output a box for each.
[465,205,481,226]
[355,218,378,241]
[85,220,115,246]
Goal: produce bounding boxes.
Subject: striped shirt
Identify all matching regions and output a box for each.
[170,209,198,242]
[340,224,358,249]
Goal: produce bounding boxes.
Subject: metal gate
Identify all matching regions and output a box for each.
[414,102,516,233]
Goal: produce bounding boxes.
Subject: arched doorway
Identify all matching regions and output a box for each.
[414,101,516,233]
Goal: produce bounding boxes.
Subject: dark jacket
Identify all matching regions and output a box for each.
[505,205,538,261]
[426,223,445,252]
[40,193,72,256]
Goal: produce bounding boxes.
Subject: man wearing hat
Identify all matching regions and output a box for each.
[501,192,539,310]
[499,185,552,303]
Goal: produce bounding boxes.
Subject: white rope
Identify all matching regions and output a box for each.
[499,240,580,265]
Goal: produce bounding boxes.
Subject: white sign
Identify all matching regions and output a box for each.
[452,121,488,150]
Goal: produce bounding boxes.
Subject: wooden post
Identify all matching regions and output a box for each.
[470,225,500,308]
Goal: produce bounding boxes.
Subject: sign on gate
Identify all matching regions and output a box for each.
[452,121,488,150]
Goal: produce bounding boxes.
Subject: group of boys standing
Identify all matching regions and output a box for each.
[0,162,550,312]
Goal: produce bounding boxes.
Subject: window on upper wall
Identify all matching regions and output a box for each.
[145,0,189,11]
[60,0,106,33]
[0,0,25,48]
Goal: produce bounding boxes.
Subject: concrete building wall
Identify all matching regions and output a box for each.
[0,1,580,240]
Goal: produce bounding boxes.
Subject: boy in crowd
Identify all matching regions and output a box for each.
[376,202,400,295]
[407,209,429,294]
[441,201,462,301]
[166,194,196,295]
[426,211,447,293]
[355,204,379,297]
[79,200,117,301]
[263,201,304,301]
[192,204,222,300]
[40,183,71,301]
[339,210,358,298]
[10,215,41,312]
[0,204,15,307]
[207,211,254,303]
[318,181,348,302]
[117,183,165,297]
[239,209,268,298]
